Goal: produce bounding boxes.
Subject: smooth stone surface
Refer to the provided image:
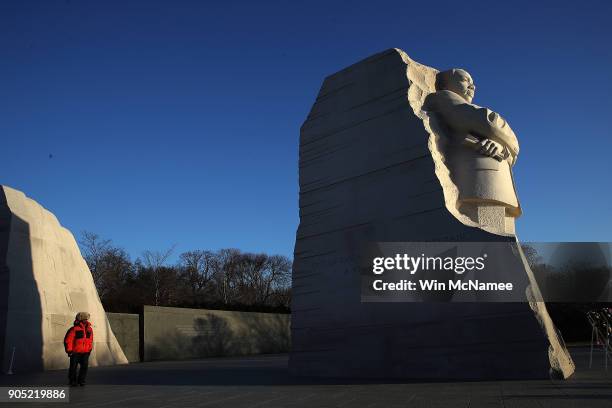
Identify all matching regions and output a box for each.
[0,185,127,372]
[142,306,290,361]
[290,49,573,379]
[106,313,140,363]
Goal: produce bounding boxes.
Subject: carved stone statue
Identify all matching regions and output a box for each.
[423,69,521,234]
[291,49,575,380]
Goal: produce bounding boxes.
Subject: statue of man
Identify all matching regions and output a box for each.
[423,69,521,234]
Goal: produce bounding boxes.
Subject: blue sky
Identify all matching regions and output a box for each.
[1,0,611,262]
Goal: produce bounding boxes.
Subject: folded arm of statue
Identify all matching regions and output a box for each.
[462,135,508,162]
[424,93,519,168]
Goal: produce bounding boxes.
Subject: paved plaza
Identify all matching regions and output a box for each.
[0,347,610,407]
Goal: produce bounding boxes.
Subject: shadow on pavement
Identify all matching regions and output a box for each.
[0,347,609,388]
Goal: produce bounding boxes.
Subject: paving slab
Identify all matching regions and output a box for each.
[0,347,609,407]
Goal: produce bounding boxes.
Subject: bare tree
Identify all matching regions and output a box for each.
[212,248,241,305]
[235,253,268,305]
[260,255,291,305]
[178,250,216,304]
[212,251,291,306]
[79,231,112,290]
[79,231,132,302]
[141,245,176,306]
[81,230,293,312]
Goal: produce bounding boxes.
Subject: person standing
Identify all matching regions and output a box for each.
[63,312,94,386]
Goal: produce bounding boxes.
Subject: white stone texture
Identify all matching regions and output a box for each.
[1,186,128,372]
[290,49,574,379]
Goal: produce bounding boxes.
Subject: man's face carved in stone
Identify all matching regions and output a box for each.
[438,69,476,103]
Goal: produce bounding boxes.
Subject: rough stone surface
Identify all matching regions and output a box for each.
[290,49,574,379]
[0,186,127,372]
[423,68,521,235]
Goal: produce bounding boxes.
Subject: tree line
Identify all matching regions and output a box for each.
[79,231,292,314]
[522,243,611,342]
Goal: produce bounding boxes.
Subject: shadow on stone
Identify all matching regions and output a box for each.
[145,309,290,362]
[0,189,43,373]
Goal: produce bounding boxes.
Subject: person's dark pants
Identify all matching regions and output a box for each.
[68,353,90,385]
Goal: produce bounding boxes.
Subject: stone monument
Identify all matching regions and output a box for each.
[0,186,128,372]
[423,68,521,235]
[290,49,574,379]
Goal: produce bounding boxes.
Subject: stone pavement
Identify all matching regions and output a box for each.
[0,347,610,407]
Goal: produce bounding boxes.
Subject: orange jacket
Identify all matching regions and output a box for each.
[64,320,94,354]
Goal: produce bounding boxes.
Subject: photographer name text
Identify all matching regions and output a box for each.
[372,279,513,291]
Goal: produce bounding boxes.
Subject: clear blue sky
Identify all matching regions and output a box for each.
[1,1,611,262]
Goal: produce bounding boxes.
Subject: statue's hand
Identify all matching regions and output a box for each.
[477,138,504,159]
